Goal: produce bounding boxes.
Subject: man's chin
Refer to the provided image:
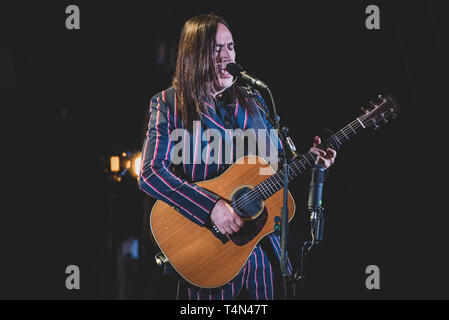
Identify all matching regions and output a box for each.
[220,79,234,89]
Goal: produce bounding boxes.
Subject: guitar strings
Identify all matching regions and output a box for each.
[240,103,391,208]
[232,116,368,212]
[233,105,390,211]
[233,119,363,210]
[235,101,393,211]
[232,151,316,211]
[233,125,355,211]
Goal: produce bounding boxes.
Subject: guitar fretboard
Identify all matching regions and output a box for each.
[232,113,371,211]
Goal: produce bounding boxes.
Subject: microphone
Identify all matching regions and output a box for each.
[226,62,268,90]
[308,164,325,242]
[308,165,324,211]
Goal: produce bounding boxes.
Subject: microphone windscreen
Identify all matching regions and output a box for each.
[225,62,243,77]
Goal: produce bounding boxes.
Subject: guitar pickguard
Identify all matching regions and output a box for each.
[228,208,268,246]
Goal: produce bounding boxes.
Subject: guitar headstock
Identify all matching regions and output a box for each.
[360,94,401,130]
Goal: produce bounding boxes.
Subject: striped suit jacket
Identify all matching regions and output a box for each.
[139,86,292,277]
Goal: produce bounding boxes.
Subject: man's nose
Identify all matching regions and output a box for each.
[219,48,232,61]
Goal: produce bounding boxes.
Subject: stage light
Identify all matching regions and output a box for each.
[110,156,120,172]
[106,151,142,182]
[131,152,142,178]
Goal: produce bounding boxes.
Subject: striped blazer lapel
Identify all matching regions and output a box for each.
[200,103,233,143]
[234,97,252,131]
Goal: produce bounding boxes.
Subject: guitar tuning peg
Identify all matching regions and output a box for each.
[383,118,389,124]
[377,93,383,100]
[361,107,369,114]
[374,124,380,130]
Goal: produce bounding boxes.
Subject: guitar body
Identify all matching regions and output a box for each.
[149,94,401,289]
[150,155,295,288]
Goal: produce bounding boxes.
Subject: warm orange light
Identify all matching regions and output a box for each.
[131,152,142,177]
[110,156,120,172]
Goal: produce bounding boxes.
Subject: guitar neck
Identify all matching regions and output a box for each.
[253,115,368,200]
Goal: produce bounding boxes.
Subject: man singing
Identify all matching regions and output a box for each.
[139,14,336,300]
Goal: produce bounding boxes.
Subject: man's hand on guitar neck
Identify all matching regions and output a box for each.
[310,136,337,169]
[211,200,244,235]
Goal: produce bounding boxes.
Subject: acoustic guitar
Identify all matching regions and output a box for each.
[150,94,400,288]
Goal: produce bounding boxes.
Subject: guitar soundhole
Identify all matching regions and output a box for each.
[232,186,263,219]
[230,187,267,246]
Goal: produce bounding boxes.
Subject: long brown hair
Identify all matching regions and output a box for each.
[172,14,242,129]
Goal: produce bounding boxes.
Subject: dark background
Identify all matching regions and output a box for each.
[1,0,447,299]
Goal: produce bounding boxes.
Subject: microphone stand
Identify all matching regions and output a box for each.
[293,165,326,298]
[248,83,329,299]
[246,84,298,300]
[264,87,295,300]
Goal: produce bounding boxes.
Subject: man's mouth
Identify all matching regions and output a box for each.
[219,65,232,78]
